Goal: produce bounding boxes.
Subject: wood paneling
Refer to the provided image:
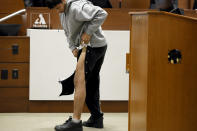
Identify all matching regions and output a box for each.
[110,0,120,8]
[0,37,29,62]
[127,0,150,9]
[26,8,131,30]
[0,88,29,112]
[104,9,155,30]
[178,0,196,9]
[178,0,192,8]
[103,9,131,30]
[111,0,150,9]
[147,11,197,131]
[128,11,197,131]
[0,0,25,13]
[190,0,195,8]
[26,8,154,30]
[111,0,151,9]
[179,0,189,8]
[29,101,128,113]
[0,63,29,87]
[26,7,61,29]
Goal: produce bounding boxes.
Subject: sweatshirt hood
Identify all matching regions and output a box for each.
[65,0,79,12]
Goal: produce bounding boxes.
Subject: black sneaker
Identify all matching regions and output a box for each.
[82,115,104,128]
[55,116,83,131]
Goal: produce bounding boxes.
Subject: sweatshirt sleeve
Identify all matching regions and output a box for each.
[74,3,108,36]
[65,32,76,51]
[60,13,76,51]
[69,43,76,51]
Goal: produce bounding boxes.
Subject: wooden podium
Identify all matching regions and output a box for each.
[127,11,197,131]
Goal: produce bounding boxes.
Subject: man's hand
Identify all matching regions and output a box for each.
[81,33,91,44]
[72,49,78,57]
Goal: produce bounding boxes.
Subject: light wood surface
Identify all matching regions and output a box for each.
[128,11,197,131]
[184,9,197,18]
[130,14,149,131]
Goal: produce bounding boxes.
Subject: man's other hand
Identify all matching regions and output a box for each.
[81,33,91,44]
[72,49,78,57]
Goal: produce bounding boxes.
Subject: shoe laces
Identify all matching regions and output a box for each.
[64,116,72,124]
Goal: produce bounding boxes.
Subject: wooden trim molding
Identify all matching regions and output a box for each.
[0,87,128,112]
[0,88,29,112]
[29,101,128,113]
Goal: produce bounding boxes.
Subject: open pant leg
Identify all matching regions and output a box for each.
[59,46,107,102]
[60,45,107,118]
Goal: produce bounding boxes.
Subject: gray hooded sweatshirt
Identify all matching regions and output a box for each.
[59,0,108,51]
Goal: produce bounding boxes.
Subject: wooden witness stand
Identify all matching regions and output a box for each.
[127,11,197,131]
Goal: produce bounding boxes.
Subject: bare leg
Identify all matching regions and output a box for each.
[73,48,86,120]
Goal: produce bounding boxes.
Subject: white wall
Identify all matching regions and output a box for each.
[28,29,129,100]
